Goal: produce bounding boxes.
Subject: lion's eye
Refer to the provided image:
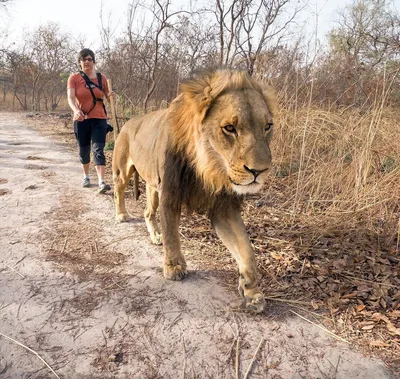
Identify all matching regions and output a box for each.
[265,122,273,134]
[223,124,237,135]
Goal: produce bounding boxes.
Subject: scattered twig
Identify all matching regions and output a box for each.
[243,337,264,379]
[3,264,25,279]
[104,278,126,290]
[290,310,350,344]
[0,332,60,378]
[315,361,329,379]
[300,258,307,276]
[61,234,68,254]
[264,296,310,306]
[103,234,140,247]
[232,311,240,337]
[235,336,240,379]
[73,326,93,341]
[182,336,186,379]
[341,273,397,289]
[334,355,341,377]
[49,237,56,251]
[101,330,108,347]
[14,255,28,266]
[226,338,237,363]
[0,302,12,312]
[165,312,182,332]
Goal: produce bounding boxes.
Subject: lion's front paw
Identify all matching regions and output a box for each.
[116,213,130,222]
[164,264,187,281]
[150,232,163,245]
[244,292,265,314]
[238,286,266,314]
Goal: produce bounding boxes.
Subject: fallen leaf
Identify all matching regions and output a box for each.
[311,300,319,310]
[361,324,375,331]
[357,305,366,312]
[372,313,400,336]
[370,340,391,348]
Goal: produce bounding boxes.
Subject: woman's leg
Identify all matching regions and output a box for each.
[91,119,109,192]
[75,120,92,186]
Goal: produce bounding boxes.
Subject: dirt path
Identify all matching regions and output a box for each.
[0,112,393,378]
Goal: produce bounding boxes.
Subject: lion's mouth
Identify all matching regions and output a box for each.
[229,177,259,186]
[229,177,263,195]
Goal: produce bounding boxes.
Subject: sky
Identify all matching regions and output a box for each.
[2,0,399,48]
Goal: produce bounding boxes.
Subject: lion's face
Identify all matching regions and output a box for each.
[196,88,274,195]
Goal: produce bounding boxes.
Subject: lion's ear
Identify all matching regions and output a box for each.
[181,82,213,115]
[195,86,213,113]
[260,84,277,117]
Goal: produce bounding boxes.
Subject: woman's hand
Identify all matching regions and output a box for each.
[107,91,116,101]
[73,109,85,121]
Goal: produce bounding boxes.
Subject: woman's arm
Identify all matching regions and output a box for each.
[67,88,84,121]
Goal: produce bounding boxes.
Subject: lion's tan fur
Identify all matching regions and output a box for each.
[112,68,276,312]
[167,69,276,194]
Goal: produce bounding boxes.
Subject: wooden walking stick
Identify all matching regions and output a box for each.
[107,78,118,140]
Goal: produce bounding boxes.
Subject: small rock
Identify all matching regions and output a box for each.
[108,352,123,364]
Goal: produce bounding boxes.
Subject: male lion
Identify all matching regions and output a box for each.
[112,68,276,313]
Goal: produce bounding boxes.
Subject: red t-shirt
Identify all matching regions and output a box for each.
[67,72,109,119]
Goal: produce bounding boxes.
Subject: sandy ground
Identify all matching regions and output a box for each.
[0,112,394,378]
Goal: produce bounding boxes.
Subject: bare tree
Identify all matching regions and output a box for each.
[236,0,305,75]
[330,0,399,67]
[211,0,304,74]
[1,23,75,111]
[99,0,118,59]
[214,0,247,66]
[323,0,400,106]
[141,0,188,111]
[169,14,218,76]
[24,23,74,110]
[0,47,29,109]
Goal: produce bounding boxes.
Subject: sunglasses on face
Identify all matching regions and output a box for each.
[81,57,94,62]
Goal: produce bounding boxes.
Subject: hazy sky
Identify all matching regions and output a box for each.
[3,0,399,47]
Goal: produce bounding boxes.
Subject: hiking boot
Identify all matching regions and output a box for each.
[98,181,111,194]
[81,177,90,188]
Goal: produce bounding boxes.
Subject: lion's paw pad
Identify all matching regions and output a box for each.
[116,213,130,223]
[244,294,266,314]
[164,265,187,281]
[150,233,163,245]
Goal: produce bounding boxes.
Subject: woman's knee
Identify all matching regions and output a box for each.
[79,145,91,164]
[92,142,106,165]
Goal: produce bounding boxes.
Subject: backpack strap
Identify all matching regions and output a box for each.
[79,71,107,116]
[97,72,102,90]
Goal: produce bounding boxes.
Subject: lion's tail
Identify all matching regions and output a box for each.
[133,171,140,201]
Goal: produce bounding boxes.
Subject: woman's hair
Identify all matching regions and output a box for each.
[77,48,95,64]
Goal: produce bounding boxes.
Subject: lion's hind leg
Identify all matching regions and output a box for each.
[144,184,163,245]
[113,162,135,223]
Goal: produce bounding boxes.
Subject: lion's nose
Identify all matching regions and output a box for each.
[243,165,269,179]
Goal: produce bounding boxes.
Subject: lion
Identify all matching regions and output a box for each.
[112,68,276,313]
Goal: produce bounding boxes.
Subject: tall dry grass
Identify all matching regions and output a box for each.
[268,84,400,251]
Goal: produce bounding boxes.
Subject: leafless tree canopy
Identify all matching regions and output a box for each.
[0,0,399,113]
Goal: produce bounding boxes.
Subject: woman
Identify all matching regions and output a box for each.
[67,48,114,193]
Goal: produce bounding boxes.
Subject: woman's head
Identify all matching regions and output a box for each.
[77,48,95,65]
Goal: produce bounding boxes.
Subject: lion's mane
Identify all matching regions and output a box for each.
[161,68,276,214]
